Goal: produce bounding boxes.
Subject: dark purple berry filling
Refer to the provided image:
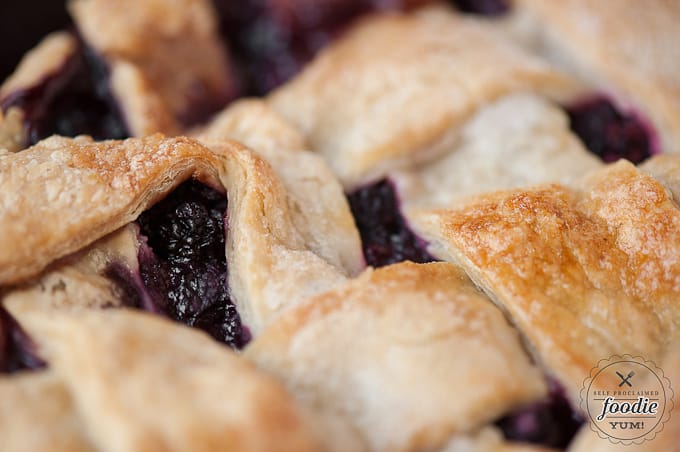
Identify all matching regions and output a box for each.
[495,378,584,448]
[212,0,429,95]
[347,179,436,267]
[213,0,372,95]
[134,180,248,349]
[565,96,655,164]
[0,304,46,374]
[450,0,510,16]
[1,33,129,146]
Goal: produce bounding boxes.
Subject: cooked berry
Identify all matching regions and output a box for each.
[566,97,653,164]
[347,179,437,267]
[213,0,422,95]
[136,180,248,349]
[496,379,583,448]
[1,34,129,145]
[450,0,510,15]
[0,305,46,374]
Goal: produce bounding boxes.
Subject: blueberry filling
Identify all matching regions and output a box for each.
[213,0,375,95]
[565,96,654,164]
[495,378,584,448]
[347,179,437,267]
[213,0,437,96]
[0,33,129,146]
[0,304,46,374]
[134,180,249,349]
[449,0,510,16]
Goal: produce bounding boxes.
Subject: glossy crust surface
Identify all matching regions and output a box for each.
[269,6,582,189]
[247,262,547,452]
[413,161,680,406]
[0,134,356,332]
[511,0,680,154]
[0,134,223,285]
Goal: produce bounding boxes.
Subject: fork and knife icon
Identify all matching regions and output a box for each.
[617,370,635,387]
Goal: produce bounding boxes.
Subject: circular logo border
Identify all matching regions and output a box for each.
[580,354,674,445]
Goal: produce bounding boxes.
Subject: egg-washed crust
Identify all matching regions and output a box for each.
[247,262,547,452]
[510,0,680,154]
[0,133,356,332]
[412,160,680,407]
[269,6,583,189]
[0,134,223,285]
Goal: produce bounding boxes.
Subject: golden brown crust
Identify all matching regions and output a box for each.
[0,133,357,333]
[246,262,547,452]
[511,0,680,154]
[193,99,365,279]
[412,161,680,406]
[3,307,317,452]
[69,0,235,134]
[0,134,223,285]
[269,6,582,188]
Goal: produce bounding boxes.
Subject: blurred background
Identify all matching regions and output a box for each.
[0,1,71,81]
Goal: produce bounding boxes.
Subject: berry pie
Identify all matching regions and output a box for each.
[0,0,679,451]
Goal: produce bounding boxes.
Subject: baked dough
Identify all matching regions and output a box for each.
[0,32,78,151]
[246,262,547,452]
[509,0,680,154]
[193,99,364,278]
[269,6,583,189]
[1,306,317,452]
[0,134,358,332]
[412,160,680,407]
[392,93,601,212]
[69,0,235,134]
